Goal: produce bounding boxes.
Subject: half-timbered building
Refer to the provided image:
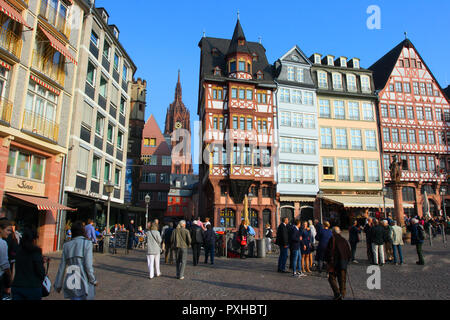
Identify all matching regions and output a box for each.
[370,38,450,220]
[197,19,277,237]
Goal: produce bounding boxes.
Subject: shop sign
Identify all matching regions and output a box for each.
[4,176,46,196]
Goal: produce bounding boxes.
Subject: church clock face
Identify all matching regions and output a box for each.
[175,122,182,129]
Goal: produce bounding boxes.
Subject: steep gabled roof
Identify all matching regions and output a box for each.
[226,19,251,56]
[142,114,171,156]
[369,39,412,90]
[444,85,450,102]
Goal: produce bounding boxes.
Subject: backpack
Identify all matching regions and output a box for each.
[417,225,425,241]
[194,227,203,244]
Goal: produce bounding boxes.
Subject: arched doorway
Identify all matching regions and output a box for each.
[300,206,314,222]
[280,207,294,224]
[263,209,271,228]
[429,199,438,217]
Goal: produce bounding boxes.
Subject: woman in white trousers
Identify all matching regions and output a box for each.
[146,224,162,279]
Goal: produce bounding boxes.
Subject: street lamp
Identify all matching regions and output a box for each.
[145,193,150,230]
[318,190,324,224]
[440,186,447,243]
[104,181,114,254]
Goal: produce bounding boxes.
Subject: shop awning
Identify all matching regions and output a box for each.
[7,193,77,211]
[280,196,316,202]
[321,195,394,209]
[38,25,77,65]
[0,0,32,29]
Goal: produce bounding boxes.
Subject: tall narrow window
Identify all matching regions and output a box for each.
[319,99,330,118]
[338,159,350,181]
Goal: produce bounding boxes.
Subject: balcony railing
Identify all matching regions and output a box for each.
[0,97,13,124]
[0,25,22,58]
[22,110,59,142]
[39,0,71,38]
[31,50,65,86]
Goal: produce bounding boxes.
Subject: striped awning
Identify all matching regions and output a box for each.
[0,59,11,70]
[7,193,77,211]
[0,0,32,29]
[280,196,316,202]
[38,25,77,65]
[30,74,60,95]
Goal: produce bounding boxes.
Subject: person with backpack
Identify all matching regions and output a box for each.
[190,220,204,266]
[410,218,425,265]
[164,223,175,264]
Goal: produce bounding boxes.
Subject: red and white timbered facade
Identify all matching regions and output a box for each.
[197,19,278,237]
[371,39,450,217]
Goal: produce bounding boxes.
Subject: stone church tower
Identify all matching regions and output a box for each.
[164,71,193,175]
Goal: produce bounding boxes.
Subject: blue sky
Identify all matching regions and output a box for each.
[97,0,450,162]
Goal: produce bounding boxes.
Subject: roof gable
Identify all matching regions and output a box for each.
[142,114,171,156]
[279,45,312,66]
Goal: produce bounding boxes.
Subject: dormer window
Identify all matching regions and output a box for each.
[314,54,321,64]
[340,58,347,67]
[328,57,335,66]
[256,71,263,80]
[252,53,258,62]
[214,66,221,76]
[353,59,360,69]
[238,60,245,71]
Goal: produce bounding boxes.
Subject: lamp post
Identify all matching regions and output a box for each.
[104,181,115,254]
[145,194,150,230]
[440,186,447,243]
[318,190,323,224]
[382,187,388,219]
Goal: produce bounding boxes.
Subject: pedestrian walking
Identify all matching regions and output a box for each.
[300,221,312,273]
[237,220,248,259]
[390,220,404,265]
[364,218,374,264]
[315,221,332,274]
[11,228,47,300]
[146,223,162,279]
[127,220,136,250]
[289,219,305,278]
[383,220,394,263]
[325,227,352,300]
[309,220,317,250]
[164,223,175,264]
[371,220,386,266]
[264,223,273,253]
[348,220,361,263]
[410,218,425,265]
[54,221,97,300]
[276,217,289,273]
[170,220,191,280]
[0,220,12,300]
[190,220,204,266]
[203,224,215,264]
[85,219,97,245]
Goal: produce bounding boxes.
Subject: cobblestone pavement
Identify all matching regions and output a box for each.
[44,233,450,300]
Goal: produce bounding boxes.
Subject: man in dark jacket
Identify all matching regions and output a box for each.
[411,218,425,265]
[203,224,215,264]
[315,221,332,274]
[325,227,352,300]
[164,223,174,264]
[289,219,305,277]
[127,220,135,250]
[276,217,289,273]
[190,221,203,266]
[363,218,374,264]
[371,219,386,266]
[348,220,361,263]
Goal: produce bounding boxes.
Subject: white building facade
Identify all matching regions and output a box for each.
[274,46,319,222]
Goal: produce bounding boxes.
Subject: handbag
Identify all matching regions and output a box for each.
[240,236,247,246]
[42,260,51,297]
[149,231,163,254]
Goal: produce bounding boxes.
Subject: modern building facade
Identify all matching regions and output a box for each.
[370,38,450,223]
[124,77,147,220]
[310,53,388,228]
[0,0,86,253]
[274,45,319,223]
[63,4,137,233]
[197,19,278,238]
[167,174,198,221]
[139,114,171,221]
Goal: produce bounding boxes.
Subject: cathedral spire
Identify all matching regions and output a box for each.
[175,69,182,101]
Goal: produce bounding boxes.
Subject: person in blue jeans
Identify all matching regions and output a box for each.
[203,224,215,264]
[289,219,306,278]
[390,221,404,265]
[276,217,290,272]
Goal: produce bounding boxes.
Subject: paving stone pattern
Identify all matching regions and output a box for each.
[44,233,450,300]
